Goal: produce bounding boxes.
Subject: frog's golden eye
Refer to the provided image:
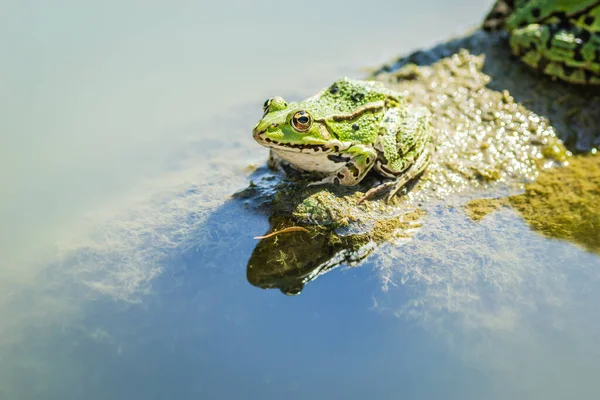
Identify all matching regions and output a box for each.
[291,111,312,132]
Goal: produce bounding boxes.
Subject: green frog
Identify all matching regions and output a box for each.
[252,78,431,201]
[484,0,600,84]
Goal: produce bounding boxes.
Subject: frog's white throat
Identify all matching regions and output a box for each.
[272,147,345,174]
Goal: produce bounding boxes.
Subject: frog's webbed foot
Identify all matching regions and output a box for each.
[356,173,416,205]
[356,181,396,204]
[356,175,413,204]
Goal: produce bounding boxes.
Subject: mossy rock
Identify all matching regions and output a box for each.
[239,30,600,294]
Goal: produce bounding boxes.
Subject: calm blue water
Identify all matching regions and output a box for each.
[4,194,600,399]
[3,1,600,399]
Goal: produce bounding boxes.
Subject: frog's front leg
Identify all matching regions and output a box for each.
[309,144,377,187]
[509,24,600,84]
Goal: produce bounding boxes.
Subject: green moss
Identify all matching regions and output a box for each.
[466,155,600,253]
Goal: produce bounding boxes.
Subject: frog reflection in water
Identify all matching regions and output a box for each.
[484,0,600,84]
[252,78,432,201]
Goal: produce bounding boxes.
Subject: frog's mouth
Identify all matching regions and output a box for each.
[261,138,331,153]
[253,127,331,154]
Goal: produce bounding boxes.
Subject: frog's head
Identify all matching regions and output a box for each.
[253,96,332,151]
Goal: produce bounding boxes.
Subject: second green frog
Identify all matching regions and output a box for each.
[484,0,600,84]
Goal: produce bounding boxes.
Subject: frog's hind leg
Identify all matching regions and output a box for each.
[383,143,431,201]
[509,22,600,84]
[357,144,431,204]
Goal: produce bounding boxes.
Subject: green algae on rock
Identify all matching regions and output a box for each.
[374,49,569,205]
[466,155,600,254]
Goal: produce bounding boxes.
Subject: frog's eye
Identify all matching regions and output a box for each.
[291,111,312,132]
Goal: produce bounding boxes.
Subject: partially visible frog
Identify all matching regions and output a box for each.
[484,0,600,84]
[252,78,431,201]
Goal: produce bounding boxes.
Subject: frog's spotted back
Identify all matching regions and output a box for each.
[313,78,401,116]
